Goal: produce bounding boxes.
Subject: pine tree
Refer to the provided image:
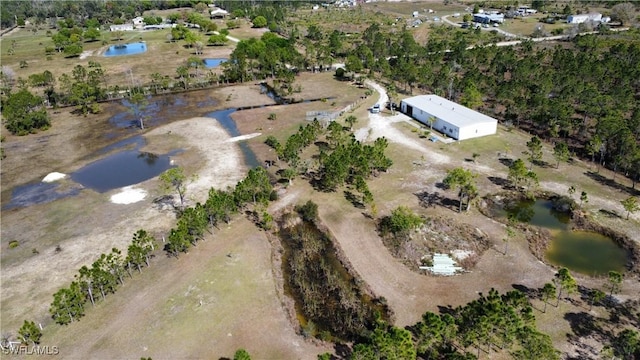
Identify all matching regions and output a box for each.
[18,320,42,345]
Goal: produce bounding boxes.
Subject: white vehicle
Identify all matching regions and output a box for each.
[371,104,381,113]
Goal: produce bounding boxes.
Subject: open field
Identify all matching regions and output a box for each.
[0,24,236,90]
[2,4,639,358]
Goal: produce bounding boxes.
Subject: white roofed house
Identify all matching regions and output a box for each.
[400,95,498,141]
[210,8,229,18]
[110,23,134,32]
[132,16,144,28]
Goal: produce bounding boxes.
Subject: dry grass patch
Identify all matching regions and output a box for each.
[41,217,330,359]
[0,26,233,92]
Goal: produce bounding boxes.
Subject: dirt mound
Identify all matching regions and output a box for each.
[380,216,491,272]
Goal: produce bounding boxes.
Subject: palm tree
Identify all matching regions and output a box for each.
[427,116,436,130]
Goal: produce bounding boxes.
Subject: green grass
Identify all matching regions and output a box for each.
[500,15,570,37]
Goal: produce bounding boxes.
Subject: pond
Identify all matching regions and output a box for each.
[547,231,629,275]
[103,42,147,57]
[203,58,227,68]
[503,199,629,275]
[501,199,570,230]
[71,147,179,193]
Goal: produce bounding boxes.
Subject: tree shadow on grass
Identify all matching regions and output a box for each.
[344,190,365,209]
[564,311,613,360]
[512,283,539,299]
[498,157,514,168]
[332,343,350,359]
[598,208,622,219]
[585,171,640,196]
[488,176,510,189]
[414,190,458,212]
[608,298,640,330]
[437,304,456,316]
[564,312,603,338]
[533,159,552,168]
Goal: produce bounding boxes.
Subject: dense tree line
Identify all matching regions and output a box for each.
[165,166,274,256]
[223,32,304,83]
[317,124,392,193]
[1,88,50,135]
[352,289,559,360]
[1,0,207,28]
[264,119,322,166]
[49,230,156,325]
[287,16,640,183]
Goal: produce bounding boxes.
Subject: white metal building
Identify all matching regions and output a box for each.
[400,95,498,141]
[567,13,602,24]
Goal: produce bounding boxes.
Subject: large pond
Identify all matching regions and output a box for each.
[71,147,179,193]
[503,199,629,275]
[104,42,147,57]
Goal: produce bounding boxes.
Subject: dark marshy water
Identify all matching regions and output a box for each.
[547,231,629,275]
[71,148,179,193]
[503,199,629,275]
[279,218,389,341]
[205,108,260,169]
[5,84,330,208]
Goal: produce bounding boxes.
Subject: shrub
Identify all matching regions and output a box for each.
[296,200,318,222]
[9,240,19,248]
[379,206,423,235]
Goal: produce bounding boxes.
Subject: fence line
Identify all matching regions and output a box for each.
[305,92,371,125]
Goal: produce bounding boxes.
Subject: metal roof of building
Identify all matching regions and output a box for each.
[402,95,497,129]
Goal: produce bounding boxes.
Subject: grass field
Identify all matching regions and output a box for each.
[0,24,235,92]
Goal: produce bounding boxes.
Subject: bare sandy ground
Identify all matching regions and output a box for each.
[144,117,247,204]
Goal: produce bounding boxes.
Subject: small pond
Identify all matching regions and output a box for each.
[203,58,227,68]
[71,147,179,193]
[104,42,147,57]
[501,199,570,230]
[547,231,629,275]
[503,199,629,275]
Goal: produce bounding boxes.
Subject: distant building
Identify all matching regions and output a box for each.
[473,12,504,24]
[132,16,144,28]
[400,95,498,141]
[210,8,229,18]
[143,24,175,30]
[517,6,538,15]
[567,13,602,24]
[110,24,134,32]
